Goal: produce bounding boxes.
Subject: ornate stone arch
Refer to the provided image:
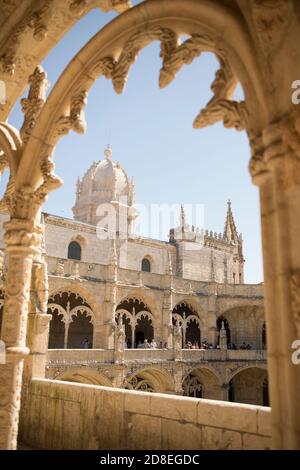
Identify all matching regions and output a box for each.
[184,364,222,385]
[124,366,174,393]
[14,0,267,205]
[1,0,300,450]
[227,365,269,406]
[0,1,132,122]
[54,368,113,387]
[219,304,265,349]
[116,289,159,319]
[48,284,98,316]
[47,287,96,349]
[227,364,268,384]
[172,300,203,347]
[172,298,206,325]
[115,296,155,348]
[182,365,222,400]
[69,305,95,325]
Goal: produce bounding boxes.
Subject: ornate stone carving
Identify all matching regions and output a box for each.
[280,112,300,189]
[252,0,292,56]
[193,56,248,131]
[35,154,63,202]
[0,122,23,213]
[20,65,49,143]
[112,26,179,94]
[69,0,131,15]
[249,111,300,189]
[69,0,87,14]
[159,34,214,88]
[0,218,42,449]
[53,89,88,138]
[89,56,116,81]
[0,0,53,76]
[158,35,247,131]
[33,260,48,314]
[173,321,182,362]
[248,131,269,184]
[0,151,7,176]
[28,0,53,42]
[110,0,132,13]
[290,270,300,337]
[114,318,125,364]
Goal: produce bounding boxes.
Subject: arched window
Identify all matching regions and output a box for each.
[68,241,81,260]
[141,258,151,272]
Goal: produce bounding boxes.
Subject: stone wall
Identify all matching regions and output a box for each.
[19,378,271,450]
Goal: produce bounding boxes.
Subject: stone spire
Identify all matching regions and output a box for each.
[180,204,186,230]
[223,199,238,242]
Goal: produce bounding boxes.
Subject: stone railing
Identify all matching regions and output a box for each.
[46,256,264,300]
[216,283,264,298]
[46,348,267,365]
[46,349,114,364]
[47,256,108,280]
[19,379,271,450]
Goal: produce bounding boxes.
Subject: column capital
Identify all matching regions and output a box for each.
[249,110,300,189]
[4,218,43,253]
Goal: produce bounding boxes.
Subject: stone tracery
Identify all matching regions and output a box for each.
[47,290,94,349]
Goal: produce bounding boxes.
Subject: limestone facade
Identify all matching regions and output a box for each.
[0,148,267,405]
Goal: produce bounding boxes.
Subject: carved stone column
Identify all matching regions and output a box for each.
[173,322,183,362]
[207,284,218,346]
[162,255,174,348]
[161,293,173,348]
[114,317,125,365]
[0,218,42,450]
[250,115,300,449]
[219,383,229,401]
[101,238,118,349]
[25,258,52,377]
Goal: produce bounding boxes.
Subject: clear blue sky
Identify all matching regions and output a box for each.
[6,1,263,283]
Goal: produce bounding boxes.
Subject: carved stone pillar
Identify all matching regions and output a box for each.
[114,318,125,364]
[207,285,218,346]
[0,218,42,450]
[250,115,300,449]
[173,363,183,395]
[24,258,52,378]
[219,383,229,401]
[173,322,183,362]
[102,239,118,349]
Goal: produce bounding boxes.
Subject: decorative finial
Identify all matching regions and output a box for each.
[104,144,112,160]
[227,198,231,206]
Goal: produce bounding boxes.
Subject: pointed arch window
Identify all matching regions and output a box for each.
[68,241,82,261]
[141,258,151,272]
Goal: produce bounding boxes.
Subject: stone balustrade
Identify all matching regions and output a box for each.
[46,348,267,365]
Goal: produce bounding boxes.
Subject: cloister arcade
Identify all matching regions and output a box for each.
[182,367,221,400]
[124,368,174,394]
[47,290,94,349]
[218,306,265,350]
[115,297,154,348]
[0,0,300,451]
[228,367,269,407]
[172,302,202,347]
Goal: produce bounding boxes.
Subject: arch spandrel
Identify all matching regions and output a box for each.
[15,0,267,202]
